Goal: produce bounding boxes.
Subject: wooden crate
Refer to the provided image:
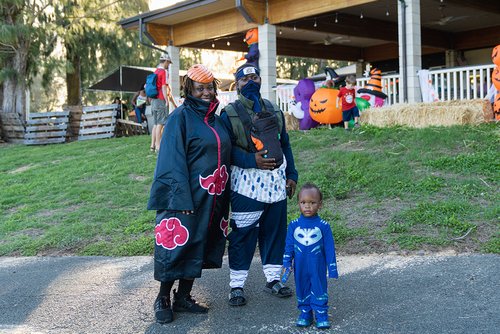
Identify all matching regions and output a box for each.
[24,111,69,145]
[116,119,148,137]
[78,104,117,141]
[0,112,25,144]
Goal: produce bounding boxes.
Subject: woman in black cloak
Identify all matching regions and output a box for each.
[148,64,231,324]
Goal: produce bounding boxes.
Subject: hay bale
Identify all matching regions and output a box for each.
[360,99,493,128]
[284,113,300,131]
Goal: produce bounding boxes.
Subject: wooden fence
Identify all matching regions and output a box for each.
[24,111,69,145]
[0,112,25,144]
[78,104,117,141]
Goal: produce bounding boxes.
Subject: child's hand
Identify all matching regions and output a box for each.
[281,266,292,283]
[329,270,339,279]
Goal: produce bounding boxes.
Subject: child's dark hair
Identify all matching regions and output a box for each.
[345,74,356,84]
[298,182,323,201]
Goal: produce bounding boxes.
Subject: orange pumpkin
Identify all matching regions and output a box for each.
[492,67,500,91]
[245,28,258,45]
[492,45,500,67]
[309,88,343,124]
[494,93,500,121]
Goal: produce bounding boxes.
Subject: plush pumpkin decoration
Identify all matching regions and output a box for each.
[492,45,500,67]
[494,93,500,121]
[309,88,342,124]
[492,67,500,91]
[245,28,258,46]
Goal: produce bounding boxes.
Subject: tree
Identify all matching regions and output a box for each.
[0,0,54,118]
[0,0,155,120]
[51,0,153,106]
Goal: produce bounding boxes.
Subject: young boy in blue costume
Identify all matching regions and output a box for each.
[282,183,338,329]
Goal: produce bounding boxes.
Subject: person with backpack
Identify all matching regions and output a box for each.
[220,63,298,307]
[148,53,177,152]
[148,64,231,324]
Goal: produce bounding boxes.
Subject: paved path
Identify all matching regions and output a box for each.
[0,253,499,334]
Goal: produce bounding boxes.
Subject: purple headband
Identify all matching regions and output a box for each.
[235,65,260,81]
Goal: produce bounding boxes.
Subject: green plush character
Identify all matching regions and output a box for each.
[355,97,371,111]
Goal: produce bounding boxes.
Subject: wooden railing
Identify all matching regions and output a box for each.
[427,64,495,101]
[180,64,496,115]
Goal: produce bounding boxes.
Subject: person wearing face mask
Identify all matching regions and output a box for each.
[220,63,298,307]
[148,64,231,324]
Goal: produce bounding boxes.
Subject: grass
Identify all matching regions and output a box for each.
[0,123,499,256]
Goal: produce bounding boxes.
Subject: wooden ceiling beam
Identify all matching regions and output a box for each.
[277,38,362,61]
[444,0,500,14]
[421,27,452,50]
[288,15,396,42]
[268,0,377,24]
[173,9,255,46]
[362,43,446,62]
[237,0,266,24]
[452,25,500,50]
[145,23,171,46]
[283,14,450,50]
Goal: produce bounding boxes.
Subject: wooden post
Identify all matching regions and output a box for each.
[65,105,82,142]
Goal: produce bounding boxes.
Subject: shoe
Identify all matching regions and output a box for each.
[154,296,173,324]
[296,310,313,327]
[315,310,330,329]
[354,123,361,128]
[228,287,247,306]
[172,290,208,313]
[263,280,293,298]
[316,320,331,329]
[344,128,351,132]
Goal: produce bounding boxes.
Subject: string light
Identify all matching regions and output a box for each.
[211,42,215,48]
[360,11,363,19]
[386,9,389,16]
[279,29,282,35]
[293,25,296,31]
[335,13,338,23]
[226,41,230,46]
[313,19,317,27]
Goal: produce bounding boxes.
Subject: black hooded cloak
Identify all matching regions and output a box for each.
[148,95,231,282]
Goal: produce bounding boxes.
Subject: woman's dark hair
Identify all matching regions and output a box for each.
[298,182,323,201]
[182,75,220,98]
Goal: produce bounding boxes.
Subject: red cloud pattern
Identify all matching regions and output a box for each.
[199,165,228,195]
[220,216,229,237]
[155,217,189,250]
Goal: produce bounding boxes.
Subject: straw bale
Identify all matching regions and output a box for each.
[360,99,493,128]
[284,113,300,131]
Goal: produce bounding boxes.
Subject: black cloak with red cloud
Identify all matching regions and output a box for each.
[148,95,231,282]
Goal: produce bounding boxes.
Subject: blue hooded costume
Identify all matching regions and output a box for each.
[283,214,338,318]
[148,95,231,282]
